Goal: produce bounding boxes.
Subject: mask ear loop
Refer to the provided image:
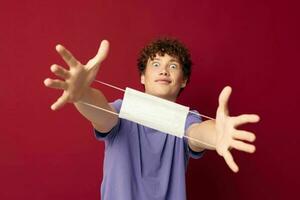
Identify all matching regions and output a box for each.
[78,80,216,149]
[94,80,215,120]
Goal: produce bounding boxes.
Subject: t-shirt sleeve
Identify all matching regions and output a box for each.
[93,99,122,141]
[184,110,205,159]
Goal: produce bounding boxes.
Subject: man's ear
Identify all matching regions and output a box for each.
[181,79,187,88]
[141,74,145,85]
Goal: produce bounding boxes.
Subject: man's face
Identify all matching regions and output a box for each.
[140,53,187,102]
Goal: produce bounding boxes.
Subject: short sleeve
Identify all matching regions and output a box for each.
[184,110,205,159]
[188,146,205,159]
[94,99,123,141]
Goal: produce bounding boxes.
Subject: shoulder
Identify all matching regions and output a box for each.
[109,99,123,113]
[185,109,202,131]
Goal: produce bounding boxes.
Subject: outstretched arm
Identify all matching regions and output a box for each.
[186,86,260,172]
[44,40,118,132]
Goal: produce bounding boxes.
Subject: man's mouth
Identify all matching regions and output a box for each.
[155,79,171,84]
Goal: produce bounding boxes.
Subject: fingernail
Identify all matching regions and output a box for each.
[50,64,57,72]
[44,78,50,86]
[56,44,63,51]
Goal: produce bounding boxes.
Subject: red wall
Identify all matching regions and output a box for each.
[1,0,299,199]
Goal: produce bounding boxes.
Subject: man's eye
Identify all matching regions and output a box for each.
[170,64,177,69]
[152,62,160,67]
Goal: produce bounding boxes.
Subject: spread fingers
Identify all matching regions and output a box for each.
[44,78,68,90]
[50,64,70,79]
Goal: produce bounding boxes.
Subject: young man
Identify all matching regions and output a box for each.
[44,38,260,200]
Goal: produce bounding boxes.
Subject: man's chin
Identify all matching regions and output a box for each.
[146,91,177,101]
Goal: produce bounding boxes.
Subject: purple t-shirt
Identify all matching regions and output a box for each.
[94,99,204,200]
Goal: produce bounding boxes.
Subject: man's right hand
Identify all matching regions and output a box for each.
[44,40,109,110]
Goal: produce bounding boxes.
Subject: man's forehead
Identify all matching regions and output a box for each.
[149,54,180,62]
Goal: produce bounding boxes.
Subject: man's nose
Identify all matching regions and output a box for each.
[159,66,169,76]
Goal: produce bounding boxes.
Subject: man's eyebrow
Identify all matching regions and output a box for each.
[151,58,179,63]
[151,58,161,61]
[150,57,180,63]
[169,58,180,63]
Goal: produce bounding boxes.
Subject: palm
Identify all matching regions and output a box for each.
[44,40,109,110]
[215,86,260,172]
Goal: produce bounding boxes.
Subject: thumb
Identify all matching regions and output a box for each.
[218,86,232,115]
[87,40,110,70]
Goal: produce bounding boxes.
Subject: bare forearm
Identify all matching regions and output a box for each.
[74,87,118,132]
[187,120,217,151]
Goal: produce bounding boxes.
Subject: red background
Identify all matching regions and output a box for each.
[1,0,299,199]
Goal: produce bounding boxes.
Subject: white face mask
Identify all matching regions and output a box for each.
[119,87,189,138]
[79,80,215,148]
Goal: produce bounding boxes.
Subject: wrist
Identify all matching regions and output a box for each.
[75,87,96,103]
